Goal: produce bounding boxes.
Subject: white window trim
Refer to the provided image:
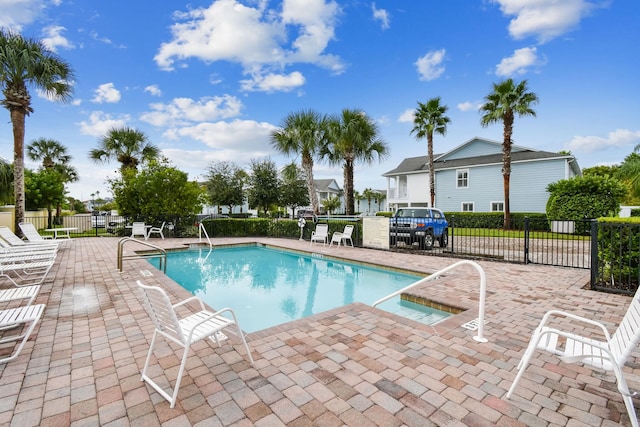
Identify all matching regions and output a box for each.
[461,202,474,212]
[490,201,504,212]
[456,169,469,189]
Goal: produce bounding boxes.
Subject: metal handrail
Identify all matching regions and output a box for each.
[372,260,488,343]
[117,237,167,273]
[198,223,213,247]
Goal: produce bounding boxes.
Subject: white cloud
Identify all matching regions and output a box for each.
[372,3,390,30]
[457,101,483,112]
[415,49,446,81]
[566,129,640,153]
[398,109,415,123]
[41,25,75,52]
[154,0,343,91]
[491,0,601,43]
[144,85,162,97]
[77,111,130,137]
[161,148,247,170]
[240,71,305,92]
[140,95,243,127]
[0,0,45,30]
[92,83,121,104]
[165,119,277,153]
[495,46,541,76]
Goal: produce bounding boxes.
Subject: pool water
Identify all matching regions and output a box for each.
[148,245,449,332]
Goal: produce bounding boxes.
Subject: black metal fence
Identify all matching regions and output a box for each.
[389,216,593,270]
[590,221,640,295]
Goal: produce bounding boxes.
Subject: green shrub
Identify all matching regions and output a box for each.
[596,217,640,291]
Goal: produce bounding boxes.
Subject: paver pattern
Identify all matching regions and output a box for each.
[0,236,638,426]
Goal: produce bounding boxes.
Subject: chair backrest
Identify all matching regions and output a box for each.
[343,225,354,237]
[315,223,328,236]
[132,222,146,236]
[19,222,45,242]
[137,280,186,344]
[611,287,640,364]
[0,226,26,246]
[156,222,166,231]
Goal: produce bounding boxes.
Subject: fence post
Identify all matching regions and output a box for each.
[450,215,455,253]
[523,217,530,264]
[590,219,598,289]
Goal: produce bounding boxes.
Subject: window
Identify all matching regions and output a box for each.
[456,169,469,188]
[491,202,504,212]
[462,202,474,212]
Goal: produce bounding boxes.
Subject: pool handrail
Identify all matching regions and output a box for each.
[117,237,167,273]
[198,222,213,247]
[371,260,488,343]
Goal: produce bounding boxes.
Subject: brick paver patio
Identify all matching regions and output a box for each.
[0,236,638,426]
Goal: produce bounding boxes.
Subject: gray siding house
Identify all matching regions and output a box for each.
[383,137,581,213]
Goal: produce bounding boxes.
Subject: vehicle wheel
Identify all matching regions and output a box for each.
[423,230,434,250]
[439,229,448,248]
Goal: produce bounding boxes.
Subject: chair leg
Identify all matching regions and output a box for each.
[236,325,254,365]
[612,364,639,427]
[506,335,541,398]
[170,345,191,408]
[141,330,158,380]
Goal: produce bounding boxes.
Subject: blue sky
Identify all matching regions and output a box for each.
[1,0,638,201]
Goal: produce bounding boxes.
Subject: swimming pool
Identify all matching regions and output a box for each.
[148,245,449,332]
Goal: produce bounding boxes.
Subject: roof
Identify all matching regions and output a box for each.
[313,179,342,192]
[383,137,581,177]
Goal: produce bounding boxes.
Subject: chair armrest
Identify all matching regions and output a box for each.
[173,296,206,311]
[537,309,613,342]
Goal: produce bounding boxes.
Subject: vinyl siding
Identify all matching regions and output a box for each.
[435,158,569,213]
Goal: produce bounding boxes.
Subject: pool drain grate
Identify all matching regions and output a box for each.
[461,318,486,331]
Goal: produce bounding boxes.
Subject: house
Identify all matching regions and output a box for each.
[383,137,581,213]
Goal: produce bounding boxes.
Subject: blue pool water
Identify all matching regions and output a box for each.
[148,245,449,332]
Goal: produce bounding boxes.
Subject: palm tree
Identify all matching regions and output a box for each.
[270,110,326,215]
[90,126,159,173]
[480,78,538,228]
[27,138,78,220]
[324,109,389,215]
[0,29,75,231]
[411,97,450,207]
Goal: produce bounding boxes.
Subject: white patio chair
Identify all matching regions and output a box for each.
[131,222,148,240]
[0,303,46,363]
[310,223,329,246]
[147,222,166,240]
[506,287,640,427]
[0,226,59,250]
[329,224,354,247]
[0,285,41,331]
[0,255,55,287]
[137,281,254,408]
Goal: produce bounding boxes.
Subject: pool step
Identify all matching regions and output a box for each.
[385,300,449,326]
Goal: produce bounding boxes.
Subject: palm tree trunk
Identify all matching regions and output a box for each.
[502,116,514,229]
[10,108,26,234]
[428,133,435,207]
[344,160,355,215]
[302,155,319,215]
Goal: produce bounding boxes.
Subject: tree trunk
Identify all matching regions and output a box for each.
[502,114,514,229]
[428,133,435,207]
[302,155,319,215]
[11,108,26,235]
[344,159,354,215]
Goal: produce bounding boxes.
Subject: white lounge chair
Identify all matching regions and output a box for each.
[0,303,46,363]
[330,224,354,247]
[0,257,55,287]
[0,285,41,331]
[0,226,59,250]
[310,223,329,246]
[148,222,165,240]
[131,222,148,240]
[506,287,640,427]
[137,281,254,408]
[18,222,71,247]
